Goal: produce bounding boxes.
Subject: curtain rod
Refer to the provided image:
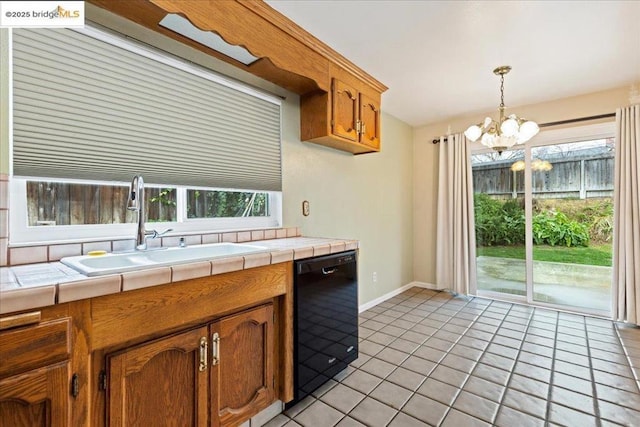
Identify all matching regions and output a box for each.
[431,112,616,144]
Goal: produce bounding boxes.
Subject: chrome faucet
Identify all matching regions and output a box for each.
[127,175,172,251]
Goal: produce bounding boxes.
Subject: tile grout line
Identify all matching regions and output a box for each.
[613,322,640,393]
[446,299,535,425]
[429,296,503,426]
[377,290,475,426]
[381,290,452,426]
[389,294,507,425]
[384,292,491,426]
[583,315,603,427]
[356,290,490,426]
[490,303,538,422]
[543,308,560,426]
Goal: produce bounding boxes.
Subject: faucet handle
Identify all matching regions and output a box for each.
[147,228,173,239]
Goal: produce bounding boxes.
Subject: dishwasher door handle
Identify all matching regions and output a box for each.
[322,267,337,275]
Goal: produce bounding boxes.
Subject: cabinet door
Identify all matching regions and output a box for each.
[107,326,209,427]
[0,362,70,427]
[359,94,381,149]
[332,79,359,141]
[211,304,274,427]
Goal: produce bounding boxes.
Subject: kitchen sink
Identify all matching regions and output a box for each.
[61,243,269,277]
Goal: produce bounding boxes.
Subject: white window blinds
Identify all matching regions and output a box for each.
[12,27,282,191]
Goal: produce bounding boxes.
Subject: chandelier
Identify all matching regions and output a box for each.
[464,66,539,154]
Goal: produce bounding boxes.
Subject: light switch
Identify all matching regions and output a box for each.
[302,200,310,216]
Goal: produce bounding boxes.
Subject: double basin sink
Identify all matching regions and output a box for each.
[61,243,269,277]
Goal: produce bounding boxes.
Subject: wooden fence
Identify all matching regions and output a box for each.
[472,153,614,199]
[27,182,176,226]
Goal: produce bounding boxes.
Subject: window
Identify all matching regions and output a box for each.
[25,180,177,226]
[13,177,280,243]
[9,25,282,243]
[186,189,269,219]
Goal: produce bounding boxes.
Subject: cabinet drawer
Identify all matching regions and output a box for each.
[0,318,71,378]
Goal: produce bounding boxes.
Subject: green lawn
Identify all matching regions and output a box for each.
[477,244,613,267]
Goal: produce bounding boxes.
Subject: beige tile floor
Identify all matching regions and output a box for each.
[267,287,640,427]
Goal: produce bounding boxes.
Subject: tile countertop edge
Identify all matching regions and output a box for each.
[0,237,359,314]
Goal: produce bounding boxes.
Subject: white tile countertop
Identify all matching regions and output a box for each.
[0,237,358,314]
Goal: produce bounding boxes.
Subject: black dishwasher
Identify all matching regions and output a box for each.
[289,250,358,407]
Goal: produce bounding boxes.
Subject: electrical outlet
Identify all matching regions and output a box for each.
[372,272,377,283]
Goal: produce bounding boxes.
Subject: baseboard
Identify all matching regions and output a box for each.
[409,281,438,290]
[359,281,439,313]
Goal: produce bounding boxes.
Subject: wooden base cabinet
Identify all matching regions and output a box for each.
[107,327,209,426]
[0,313,72,427]
[106,304,274,427]
[211,304,274,426]
[0,362,70,427]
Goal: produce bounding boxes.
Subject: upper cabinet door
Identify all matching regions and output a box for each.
[359,94,381,150]
[210,304,274,427]
[332,79,359,142]
[107,326,209,427]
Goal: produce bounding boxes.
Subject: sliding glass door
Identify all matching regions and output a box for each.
[471,126,615,316]
[473,149,526,298]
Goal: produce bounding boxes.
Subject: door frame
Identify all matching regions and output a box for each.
[469,121,616,317]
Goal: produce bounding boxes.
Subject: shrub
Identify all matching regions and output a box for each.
[474,194,524,246]
[534,198,613,243]
[475,194,590,248]
[532,211,589,247]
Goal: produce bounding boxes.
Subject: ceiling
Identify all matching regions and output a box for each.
[266,1,640,127]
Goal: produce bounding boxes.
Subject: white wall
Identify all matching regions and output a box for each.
[281,98,414,304]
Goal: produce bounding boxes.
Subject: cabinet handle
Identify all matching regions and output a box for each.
[212,332,220,366]
[199,337,208,371]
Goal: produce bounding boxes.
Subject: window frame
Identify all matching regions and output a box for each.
[10,176,282,245]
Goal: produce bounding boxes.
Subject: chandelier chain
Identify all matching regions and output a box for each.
[500,74,505,108]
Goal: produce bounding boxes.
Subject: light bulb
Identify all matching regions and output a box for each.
[500,118,519,137]
[481,132,496,148]
[518,121,540,143]
[464,125,482,142]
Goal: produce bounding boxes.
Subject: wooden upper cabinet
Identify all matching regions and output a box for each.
[210,304,274,427]
[301,77,381,154]
[0,362,70,427]
[359,94,381,150]
[107,327,209,427]
[332,80,359,142]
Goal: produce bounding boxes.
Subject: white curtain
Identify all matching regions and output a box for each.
[435,133,477,294]
[613,104,640,324]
